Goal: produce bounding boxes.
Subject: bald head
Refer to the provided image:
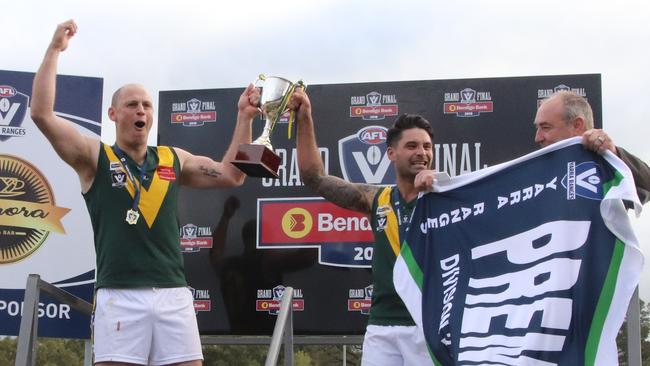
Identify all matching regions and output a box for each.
[111,83,150,107]
[108,83,154,148]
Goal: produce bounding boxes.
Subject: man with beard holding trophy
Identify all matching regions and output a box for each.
[30,20,260,366]
[288,87,437,365]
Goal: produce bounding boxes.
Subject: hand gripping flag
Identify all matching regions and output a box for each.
[394,137,643,365]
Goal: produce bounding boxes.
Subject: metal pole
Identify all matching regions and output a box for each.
[626,286,642,366]
[84,340,93,366]
[283,298,293,366]
[265,287,294,366]
[342,345,346,366]
[15,274,94,366]
[15,274,41,366]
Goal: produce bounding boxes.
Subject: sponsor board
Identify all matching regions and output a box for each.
[349,91,398,121]
[180,223,213,253]
[189,287,212,313]
[0,155,71,263]
[158,73,602,336]
[256,285,304,315]
[443,88,493,117]
[347,285,372,315]
[1,70,101,338]
[170,98,217,127]
[257,197,373,267]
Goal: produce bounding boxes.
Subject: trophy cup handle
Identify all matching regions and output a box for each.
[254,74,265,89]
[285,80,306,139]
[253,74,266,113]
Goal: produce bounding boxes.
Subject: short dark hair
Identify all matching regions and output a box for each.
[386,114,434,147]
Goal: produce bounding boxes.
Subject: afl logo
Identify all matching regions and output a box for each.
[357,126,387,145]
[281,208,313,239]
[339,125,394,184]
[0,85,17,97]
[0,155,70,264]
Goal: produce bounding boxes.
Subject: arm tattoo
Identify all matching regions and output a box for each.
[303,173,377,214]
[199,165,222,178]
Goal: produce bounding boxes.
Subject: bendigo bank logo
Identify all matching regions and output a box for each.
[258,198,374,267]
[256,285,305,315]
[339,126,395,185]
[180,223,213,253]
[349,91,398,121]
[443,87,493,117]
[258,198,373,246]
[347,285,372,315]
[170,98,217,127]
[0,85,29,141]
[281,207,313,239]
[0,155,70,263]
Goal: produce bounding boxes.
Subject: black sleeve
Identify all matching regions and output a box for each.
[616,146,650,205]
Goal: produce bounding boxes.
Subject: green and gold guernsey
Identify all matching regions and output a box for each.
[368,186,417,326]
[84,143,186,289]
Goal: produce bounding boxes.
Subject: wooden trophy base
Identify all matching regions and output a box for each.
[232,144,281,178]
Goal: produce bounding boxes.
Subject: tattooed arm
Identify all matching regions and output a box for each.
[175,148,229,188]
[290,88,377,214]
[303,172,378,214]
[176,84,260,189]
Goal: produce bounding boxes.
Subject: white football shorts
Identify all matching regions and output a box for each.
[361,324,434,366]
[92,287,203,365]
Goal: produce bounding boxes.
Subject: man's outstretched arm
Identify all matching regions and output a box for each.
[31,19,99,191]
[290,88,377,215]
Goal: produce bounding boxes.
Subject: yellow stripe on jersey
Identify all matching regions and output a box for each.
[138,147,173,227]
[103,145,174,228]
[377,187,401,257]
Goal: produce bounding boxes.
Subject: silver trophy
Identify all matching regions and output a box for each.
[232,75,304,178]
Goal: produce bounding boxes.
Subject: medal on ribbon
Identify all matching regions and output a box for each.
[111,145,148,226]
[125,209,140,225]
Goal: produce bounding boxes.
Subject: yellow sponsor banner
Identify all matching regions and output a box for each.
[0,199,70,234]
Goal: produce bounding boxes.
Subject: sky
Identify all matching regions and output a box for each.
[2,1,650,299]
